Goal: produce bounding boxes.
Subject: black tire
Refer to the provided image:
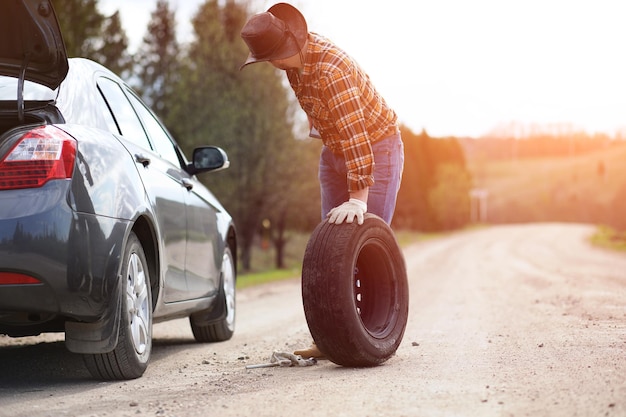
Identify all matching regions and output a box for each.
[301,213,408,367]
[190,247,236,342]
[83,232,153,380]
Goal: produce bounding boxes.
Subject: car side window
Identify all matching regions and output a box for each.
[95,84,121,135]
[125,91,183,168]
[96,77,153,151]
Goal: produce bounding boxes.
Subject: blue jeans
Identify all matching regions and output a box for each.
[319,132,404,225]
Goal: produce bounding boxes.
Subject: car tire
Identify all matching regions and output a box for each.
[190,247,236,342]
[83,232,153,380]
[301,214,408,367]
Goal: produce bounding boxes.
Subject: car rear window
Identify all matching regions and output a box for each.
[0,76,56,100]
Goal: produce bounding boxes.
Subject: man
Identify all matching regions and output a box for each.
[240,3,404,358]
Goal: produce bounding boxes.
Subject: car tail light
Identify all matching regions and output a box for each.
[0,272,42,285]
[0,125,77,190]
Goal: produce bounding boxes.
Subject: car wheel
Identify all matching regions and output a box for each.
[83,232,152,380]
[301,214,409,367]
[190,246,236,342]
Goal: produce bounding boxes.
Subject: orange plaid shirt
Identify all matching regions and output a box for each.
[286,33,398,192]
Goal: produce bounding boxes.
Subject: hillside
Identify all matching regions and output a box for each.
[464,140,626,227]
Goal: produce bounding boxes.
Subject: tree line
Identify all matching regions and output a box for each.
[52,0,473,270]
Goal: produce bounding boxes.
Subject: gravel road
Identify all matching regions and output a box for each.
[1,223,625,417]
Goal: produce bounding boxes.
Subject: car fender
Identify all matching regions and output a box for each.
[60,124,149,220]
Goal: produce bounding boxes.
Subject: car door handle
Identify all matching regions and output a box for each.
[181,178,194,190]
[135,153,151,167]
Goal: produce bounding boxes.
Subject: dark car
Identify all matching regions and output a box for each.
[0,0,237,380]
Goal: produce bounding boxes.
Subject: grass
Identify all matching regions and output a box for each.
[235,221,626,289]
[589,225,626,252]
[237,267,302,289]
[237,228,425,289]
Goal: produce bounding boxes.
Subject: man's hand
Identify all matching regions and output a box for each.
[327,198,367,225]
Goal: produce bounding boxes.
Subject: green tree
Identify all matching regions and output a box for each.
[92,11,133,77]
[134,0,180,120]
[395,127,437,230]
[52,0,130,75]
[266,134,321,268]
[52,0,105,58]
[428,164,472,230]
[395,127,473,231]
[167,0,318,271]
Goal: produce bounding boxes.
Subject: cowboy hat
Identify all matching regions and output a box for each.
[240,3,308,70]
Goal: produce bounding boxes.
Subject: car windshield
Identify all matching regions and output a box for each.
[0,76,57,100]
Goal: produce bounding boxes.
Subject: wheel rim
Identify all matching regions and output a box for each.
[354,239,396,338]
[222,250,236,331]
[126,252,150,355]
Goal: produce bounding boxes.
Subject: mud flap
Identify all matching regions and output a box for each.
[64,275,121,354]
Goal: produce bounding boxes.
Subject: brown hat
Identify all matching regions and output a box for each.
[240,3,308,70]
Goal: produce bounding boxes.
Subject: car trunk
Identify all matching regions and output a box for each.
[0,101,64,141]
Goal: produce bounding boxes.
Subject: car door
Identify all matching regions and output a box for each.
[177,175,220,299]
[124,92,221,301]
[96,77,189,303]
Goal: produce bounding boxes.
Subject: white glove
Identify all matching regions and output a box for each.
[327,198,367,225]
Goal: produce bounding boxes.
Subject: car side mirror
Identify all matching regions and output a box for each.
[187,146,230,175]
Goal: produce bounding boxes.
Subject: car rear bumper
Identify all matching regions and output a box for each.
[0,180,129,335]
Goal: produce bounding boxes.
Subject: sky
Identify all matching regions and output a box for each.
[99,0,626,138]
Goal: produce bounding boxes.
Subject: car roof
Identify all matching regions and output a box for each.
[0,0,68,90]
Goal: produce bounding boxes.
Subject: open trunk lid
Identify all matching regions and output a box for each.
[0,0,68,91]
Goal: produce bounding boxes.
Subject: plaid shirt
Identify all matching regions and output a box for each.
[286,33,398,193]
